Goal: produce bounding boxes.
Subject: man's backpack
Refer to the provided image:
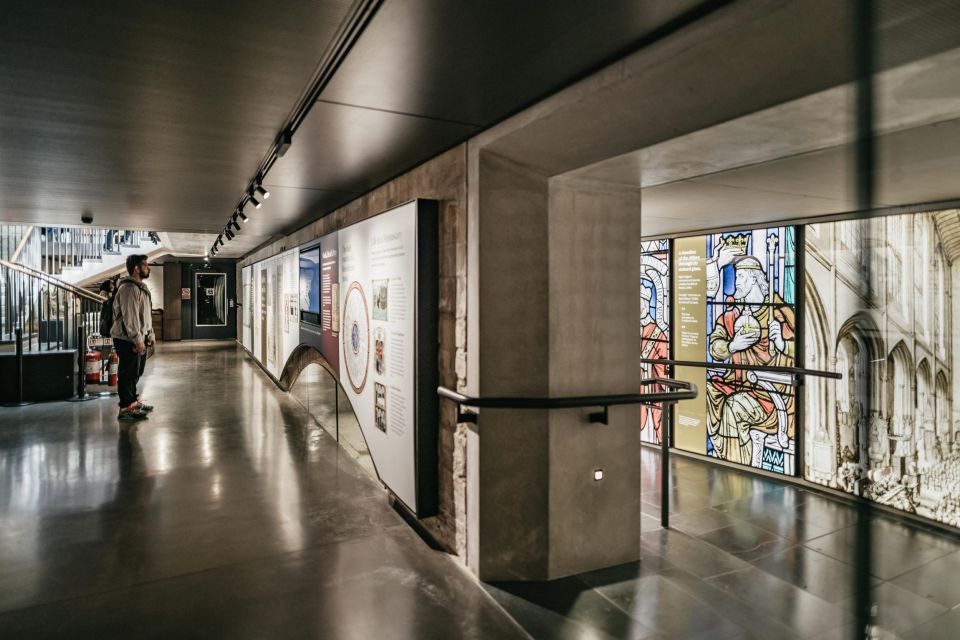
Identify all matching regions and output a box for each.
[99,296,115,337]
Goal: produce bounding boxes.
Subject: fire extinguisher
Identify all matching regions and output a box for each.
[84,350,101,384]
[108,349,119,386]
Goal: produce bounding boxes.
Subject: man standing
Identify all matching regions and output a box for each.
[111,254,155,421]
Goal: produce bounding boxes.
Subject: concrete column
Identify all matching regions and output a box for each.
[471,150,551,580]
[546,176,642,578]
[467,151,642,581]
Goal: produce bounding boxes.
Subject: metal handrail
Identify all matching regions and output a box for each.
[0,259,105,303]
[437,377,698,425]
[438,377,699,530]
[639,358,842,380]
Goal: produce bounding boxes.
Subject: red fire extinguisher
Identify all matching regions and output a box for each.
[108,349,119,386]
[84,350,101,384]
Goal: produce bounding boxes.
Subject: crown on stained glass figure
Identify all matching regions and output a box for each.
[725,233,750,253]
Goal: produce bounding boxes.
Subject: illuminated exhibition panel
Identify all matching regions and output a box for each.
[804,212,959,528]
[649,211,960,528]
[300,200,439,516]
[640,239,670,445]
[671,226,798,476]
[241,200,439,517]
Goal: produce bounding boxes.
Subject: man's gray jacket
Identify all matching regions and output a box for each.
[111,277,154,345]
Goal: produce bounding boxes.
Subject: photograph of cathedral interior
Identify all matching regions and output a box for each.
[805,210,960,527]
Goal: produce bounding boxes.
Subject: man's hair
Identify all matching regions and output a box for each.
[98,280,113,292]
[126,254,148,275]
[743,268,769,297]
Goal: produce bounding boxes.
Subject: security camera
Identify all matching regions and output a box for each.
[81,211,94,225]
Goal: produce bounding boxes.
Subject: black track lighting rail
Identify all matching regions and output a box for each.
[209,0,384,258]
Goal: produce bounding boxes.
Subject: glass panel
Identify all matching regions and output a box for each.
[195,273,226,327]
[288,363,375,479]
[640,239,669,445]
[671,226,798,475]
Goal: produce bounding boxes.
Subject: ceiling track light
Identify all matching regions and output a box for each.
[276,128,292,157]
[231,218,241,232]
[237,209,248,223]
[254,183,270,199]
[249,195,262,209]
[225,228,235,240]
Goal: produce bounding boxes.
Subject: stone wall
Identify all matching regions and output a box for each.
[239,144,469,558]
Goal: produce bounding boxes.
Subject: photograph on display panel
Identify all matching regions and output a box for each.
[703,226,797,474]
[640,239,670,445]
[805,211,960,527]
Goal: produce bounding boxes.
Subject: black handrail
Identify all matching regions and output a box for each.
[437,377,698,425]
[639,358,842,380]
[437,377,698,531]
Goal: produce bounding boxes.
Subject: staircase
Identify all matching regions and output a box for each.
[37,228,162,282]
[0,225,163,351]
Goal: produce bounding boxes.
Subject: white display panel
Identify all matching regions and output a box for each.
[241,266,252,351]
[244,199,439,516]
[337,201,419,509]
[266,261,277,374]
[281,250,300,371]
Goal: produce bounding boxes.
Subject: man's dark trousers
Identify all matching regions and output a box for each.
[114,338,142,408]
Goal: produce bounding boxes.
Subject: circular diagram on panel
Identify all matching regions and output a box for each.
[342,281,370,394]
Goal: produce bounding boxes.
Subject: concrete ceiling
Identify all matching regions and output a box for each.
[0,0,712,257]
[565,44,960,238]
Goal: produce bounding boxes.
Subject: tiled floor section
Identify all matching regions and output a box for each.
[0,342,526,639]
[4,340,960,638]
[487,449,960,639]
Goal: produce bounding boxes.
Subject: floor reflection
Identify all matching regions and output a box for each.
[0,341,520,639]
[488,446,960,639]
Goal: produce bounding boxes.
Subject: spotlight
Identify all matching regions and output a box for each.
[276,128,292,157]
[204,256,209,262]
[230,217,241,232]
[237,210,249,223]
[225,228,235,240]
[249,195,262,209]
[254,184,270,199]
[216,234,223,247]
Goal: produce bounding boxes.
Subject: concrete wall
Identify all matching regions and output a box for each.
[142,266,164,311]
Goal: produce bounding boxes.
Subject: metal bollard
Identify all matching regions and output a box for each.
[4,327,33,407]
[77,326,85,397]
[661,402,671,529]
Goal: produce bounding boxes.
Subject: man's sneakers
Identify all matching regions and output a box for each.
[132,400,154,413]
[118,404,149,421]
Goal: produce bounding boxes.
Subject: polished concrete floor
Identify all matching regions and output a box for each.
[3,342,960,639]
[0,341,525,639]
[488,448,960,639]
